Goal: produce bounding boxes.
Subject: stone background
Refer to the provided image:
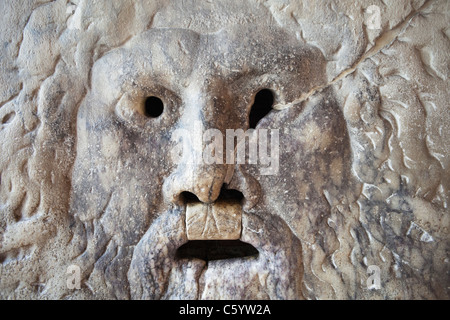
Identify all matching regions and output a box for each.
[0,0,448,299]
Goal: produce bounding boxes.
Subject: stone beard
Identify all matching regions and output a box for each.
[69,26,352,299]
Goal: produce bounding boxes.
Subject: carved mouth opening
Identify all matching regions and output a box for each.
[176,240,259,261]
[179,187,250,261]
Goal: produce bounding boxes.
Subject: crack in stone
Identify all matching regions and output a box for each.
[273,0,435,111]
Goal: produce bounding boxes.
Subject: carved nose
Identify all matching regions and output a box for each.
[162,134,244,240]
[162,118,260,208]
[162,115,231,205]
[163,86,239,205]
[161,97,261,241]
[163,159,230,205]
[182,167,226,204]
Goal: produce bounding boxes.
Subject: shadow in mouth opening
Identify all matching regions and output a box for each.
[176,240,259,262]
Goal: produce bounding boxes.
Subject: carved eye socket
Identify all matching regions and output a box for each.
[144,96,164,118]
[249,89,274,129]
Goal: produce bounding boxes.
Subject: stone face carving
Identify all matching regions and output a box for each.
[0,0,448,300]
[71,26,323,299]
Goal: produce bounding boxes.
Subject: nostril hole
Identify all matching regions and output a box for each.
[176,240,259,261]
[144,96,164,118]
[181,191,200,203]
[249,89,274,129]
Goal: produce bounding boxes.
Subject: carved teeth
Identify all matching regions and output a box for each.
[186,200,242,240]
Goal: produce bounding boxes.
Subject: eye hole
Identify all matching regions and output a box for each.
[249,89,274,129]
[144,96,164,118]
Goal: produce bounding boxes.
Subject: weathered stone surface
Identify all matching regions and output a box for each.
[0,0,448,300]
[186,201,242,240]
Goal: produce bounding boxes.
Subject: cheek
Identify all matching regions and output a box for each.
[297,121,334,152]
[282,107,349,173]
[254,105,351,243]
[71,120,170,244]
[98,128,166,187]
[83,104,171,174]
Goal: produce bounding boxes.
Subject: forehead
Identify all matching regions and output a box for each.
[94,27,325,94]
